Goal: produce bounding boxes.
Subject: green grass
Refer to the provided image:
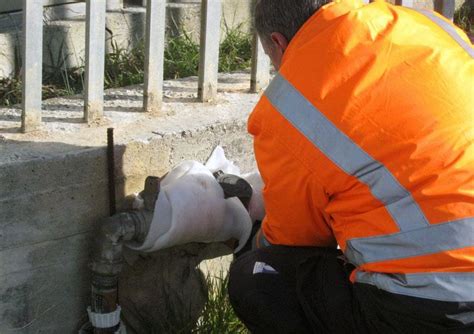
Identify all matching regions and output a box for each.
[219,25,252,73]
[104,40,146,88]
[165,32,200,80]
[192,273,249,334]
[149,272,249,333]
[0,76,21,107]
[0,27,252,107]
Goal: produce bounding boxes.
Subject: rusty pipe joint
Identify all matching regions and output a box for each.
[90,176,160,276]
[90,212,147,276]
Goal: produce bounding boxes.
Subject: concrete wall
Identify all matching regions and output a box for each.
[0,72,258,332]
[0,128,253,332]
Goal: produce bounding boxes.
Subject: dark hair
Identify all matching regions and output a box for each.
[255,0,330,44]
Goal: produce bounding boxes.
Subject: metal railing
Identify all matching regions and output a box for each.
[20,0,455,133]
[20,0,270,132]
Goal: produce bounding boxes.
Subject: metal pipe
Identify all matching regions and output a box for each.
[88,176,159,333]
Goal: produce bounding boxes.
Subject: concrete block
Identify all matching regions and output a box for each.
[0,31,17,78]
[167,0,253,43]
[42,8,148,71]
[105,8,147,53]
[167,2,202,42]
[222,0,253,34]
[43,19,86,71]
[0,148,108,201]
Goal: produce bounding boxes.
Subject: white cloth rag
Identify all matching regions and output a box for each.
[127,146,264,253]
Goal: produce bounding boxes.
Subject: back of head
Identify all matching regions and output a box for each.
[255,0,331,45]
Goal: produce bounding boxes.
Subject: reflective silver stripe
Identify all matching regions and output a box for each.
[346,218,474,265]
[446,310,474,325]
[265,74,428,231]
[356,271,474,302]
[415,9,474,58]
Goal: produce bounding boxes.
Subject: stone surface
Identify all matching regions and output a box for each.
[0,71,259,332]
[0,31,17,78]
[119,243,232,333]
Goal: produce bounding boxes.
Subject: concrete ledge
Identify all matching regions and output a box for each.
[0,72,258,332]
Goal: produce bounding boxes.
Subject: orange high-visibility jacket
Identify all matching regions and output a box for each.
[249,0,474,302]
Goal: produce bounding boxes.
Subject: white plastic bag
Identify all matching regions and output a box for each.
[127,146,265,253]
[128,160,252,253]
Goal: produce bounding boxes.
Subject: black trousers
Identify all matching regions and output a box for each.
[228,246,474,334]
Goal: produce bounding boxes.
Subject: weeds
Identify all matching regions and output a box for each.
[192,273,249,334]
[219,24,252,73]
[0,26,253,107]
[165,32,200,80]
[0,76,80,106]
[105,40,145,88]
[0,77,21,107]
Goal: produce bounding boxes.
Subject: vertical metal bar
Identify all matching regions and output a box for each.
[21,0,43,133]
[107,128,116,216]
[435,0,455,21]
[395,0,414,7]
[250,33,270,93]
[198,0,222,102]
[143,0,166,114]
[84,0,106,123]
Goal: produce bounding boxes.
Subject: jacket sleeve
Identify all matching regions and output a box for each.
[248,97,337,249]
[260,171,336,248]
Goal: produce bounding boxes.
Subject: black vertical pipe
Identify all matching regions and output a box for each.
[107,128,116,216]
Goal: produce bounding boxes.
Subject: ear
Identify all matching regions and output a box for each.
[270,32,289,54]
